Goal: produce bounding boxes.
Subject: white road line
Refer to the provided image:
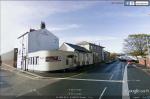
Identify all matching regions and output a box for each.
[68,72,86,78]
[16,89,37,97]
[2,63,15,69]
[127,80,140,82]
[109,74,114,80]
[99,87,107,99]
[1,68,38,80]
[122,63,130,99]
[1,63,123,83]
[43,77,123,83]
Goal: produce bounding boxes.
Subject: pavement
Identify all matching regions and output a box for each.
[0,61,150,99]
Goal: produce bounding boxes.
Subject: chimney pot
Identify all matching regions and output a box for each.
[41,22,46,29]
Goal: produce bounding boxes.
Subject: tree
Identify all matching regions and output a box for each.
[123,34,150,59]
[110,53,118,60]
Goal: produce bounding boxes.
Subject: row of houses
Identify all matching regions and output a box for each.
[10,22,111,72]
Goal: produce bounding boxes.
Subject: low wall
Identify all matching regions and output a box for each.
[1,49,18,67]
[139,57,150,68]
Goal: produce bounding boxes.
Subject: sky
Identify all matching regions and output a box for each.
[1,0,150,54]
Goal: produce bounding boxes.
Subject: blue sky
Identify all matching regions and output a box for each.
[1,1,150,54]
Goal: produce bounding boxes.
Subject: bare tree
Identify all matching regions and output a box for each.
[123,34,150,59]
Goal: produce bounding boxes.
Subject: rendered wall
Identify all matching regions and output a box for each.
[1,48,18,67]
[28,29,59,53]
[23,50,93,72]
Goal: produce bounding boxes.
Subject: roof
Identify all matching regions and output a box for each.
[17,29,59,39]
[17,32,29,39]
[77,41,104,48]
[65,43,90,53]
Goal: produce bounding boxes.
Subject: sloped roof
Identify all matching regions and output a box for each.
[65,43,89,52]
[17,29,59,39]
[77,41,104,48]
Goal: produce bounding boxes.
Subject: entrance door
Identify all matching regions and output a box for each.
[68,58,73,67]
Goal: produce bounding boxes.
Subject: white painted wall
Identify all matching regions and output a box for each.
[20,50,93,72]
[17,29,59,69]
[28,29,59,53]
[27,50,77,71]
[17,34,28,69]
[59,43,75,52]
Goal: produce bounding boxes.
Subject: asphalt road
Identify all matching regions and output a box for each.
[1,61,150,99]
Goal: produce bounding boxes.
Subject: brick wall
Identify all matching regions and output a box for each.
[139,57,150,68]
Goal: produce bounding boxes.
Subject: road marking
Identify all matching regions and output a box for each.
[1,63,43,79]
[122,63,130,99]
[2,63,15,69]
[1,63,123,83]
[127,80,140,82]
[16,88,37,97]
[99,87,107,99]
[109,74,114,80]
[41,77,123,83]
[16,72,39,80]
[1,68,39,80]
[68,72,86,78]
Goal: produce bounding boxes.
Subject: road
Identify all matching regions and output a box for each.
[1,61,150,99]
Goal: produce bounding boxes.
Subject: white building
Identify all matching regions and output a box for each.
[59,42,93,66]
[77,41,104,63]
[17,22,59,70]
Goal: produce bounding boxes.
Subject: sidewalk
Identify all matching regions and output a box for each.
[1,63,42,79]
[0,62,106,79]
[134,63,150,75]
[0,63,85,79]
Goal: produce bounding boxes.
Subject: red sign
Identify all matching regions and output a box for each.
[46,56,62,62]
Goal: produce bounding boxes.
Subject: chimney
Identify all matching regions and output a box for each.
[30,29,36,32]
[41,21,46,29]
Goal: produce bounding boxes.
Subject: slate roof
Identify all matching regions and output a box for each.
[77,41,104,48]
[65,43,89,53]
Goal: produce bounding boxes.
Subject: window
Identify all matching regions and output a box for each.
[30,57,33,65]
[66,59,68,65]
[35,56,39,65]
[32,57,34,65]
[28,57,39,65]
[28,58,31,65]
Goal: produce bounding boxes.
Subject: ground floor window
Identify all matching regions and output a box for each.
[28,56,39,65]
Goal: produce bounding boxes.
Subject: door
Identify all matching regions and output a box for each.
[68,58,73,67]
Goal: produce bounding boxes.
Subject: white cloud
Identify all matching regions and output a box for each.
[59,35,118,45]
[1,1,97,54]
[48,24,80,32]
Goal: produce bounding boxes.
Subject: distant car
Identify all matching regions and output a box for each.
[127,59,138,64]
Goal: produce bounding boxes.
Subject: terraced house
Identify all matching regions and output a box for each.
[77,41,104,63]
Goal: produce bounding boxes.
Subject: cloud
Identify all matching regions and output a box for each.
[1,1,97,54]
[48,24,80,32]
[59,36,118,44]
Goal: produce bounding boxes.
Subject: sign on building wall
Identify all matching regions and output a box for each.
[46,56,62,62]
